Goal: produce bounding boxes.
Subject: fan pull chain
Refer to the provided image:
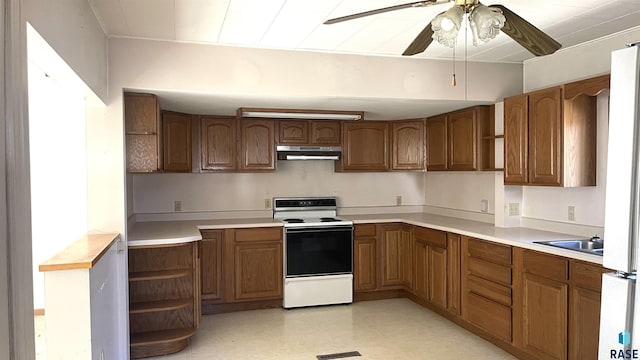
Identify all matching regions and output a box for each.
[464,17,468,100]
[452,42,457,86]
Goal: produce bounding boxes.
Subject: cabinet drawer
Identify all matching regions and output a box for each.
[354,224,376,237]
[571,261,604,291]
[200,230,223,240]
[468,257,512,286]
[467,274,512,306]
[467,238,512,266]
[523,250,568,282]
[235,227,282,242]
[466,292,512,342]
[415,227,447,248]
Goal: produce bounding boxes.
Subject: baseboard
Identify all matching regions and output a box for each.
[354,289,406,302]
[34,308,44,316]
[201,298,282,315]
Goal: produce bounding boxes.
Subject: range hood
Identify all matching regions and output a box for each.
[276,145,341,161]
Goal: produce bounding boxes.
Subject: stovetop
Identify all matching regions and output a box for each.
[273,197,352,228]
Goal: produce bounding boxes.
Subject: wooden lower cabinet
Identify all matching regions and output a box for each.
[413,227,448,309]
[446,233,461,315]
[514,249,604,360]
[569,287,601,360]
[128,242,200,359]
[462,236,513,342]
[230,227,283,301]
[200,230,223,301]
[380,224,412,289]
[521,272,568,360]
[233,241,282,300]
[354,224,377,291]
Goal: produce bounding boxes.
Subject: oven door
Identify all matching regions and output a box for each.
[285,225,353,277]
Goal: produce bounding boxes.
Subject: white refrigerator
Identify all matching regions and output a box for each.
[599,43,640,359]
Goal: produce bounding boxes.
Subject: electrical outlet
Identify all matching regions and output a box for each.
[174,200,183,212]
[265,198,271,209]
[396,196,402,206]
[508,203,520,216]
[480,199,489,213]
[568,206,576,221]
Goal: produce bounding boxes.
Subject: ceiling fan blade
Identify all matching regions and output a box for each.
[491,4,561,56]
[402,22,435,56]
[324,0,439,25]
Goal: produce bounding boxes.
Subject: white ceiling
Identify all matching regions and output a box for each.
[89,0,640,118]
[90,0,640,62]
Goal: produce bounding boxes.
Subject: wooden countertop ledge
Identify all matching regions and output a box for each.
[39,233,120,272]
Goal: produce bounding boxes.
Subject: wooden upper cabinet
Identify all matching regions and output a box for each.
[392,120,426,171]
[338,121,389,171]
[125,93,162,173]
[310,121,341,145]
[277,120,341,145]
[504,93,529,184]
[448,108,481,171]
[201,117,236,171]
[278,120,308,144]
[426,106,487,171]
[426,115,448,171]
[239,119,276,171]
[162,111,192,172]
[504,75,602,187]
[528,87,563,185]
[125,93,160,134]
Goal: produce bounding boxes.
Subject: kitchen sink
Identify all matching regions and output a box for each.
[534,238,603,256]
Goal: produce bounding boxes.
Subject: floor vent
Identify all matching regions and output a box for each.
[316,351,362,359]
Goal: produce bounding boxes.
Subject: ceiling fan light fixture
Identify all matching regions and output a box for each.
[469,4,506,46]
[431,6,464,48]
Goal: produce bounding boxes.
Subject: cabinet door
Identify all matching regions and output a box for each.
[426,115,448,170]
[278,120,308,144]
[414,240,429,301]
[239,119,276,171]
[233,241,282,301]
[341,122,389,171]
[354,238,377,291]
[569,287,601,360]
[448,108,478,170]
[392,120,426,170]
[201,117,236,171]
[200,232,223,301]
[163,111,192,172]
[310,121,341,145]
[125,93,161,172]
[380,225,412,289]
[504,94,529,184]
[429,246,447,309]
[528,87,562,186]
[522,273,568,360]
[125,93,159,134]
[447,233,461,315]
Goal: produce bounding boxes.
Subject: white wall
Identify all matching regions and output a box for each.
[28,62,88,309]
[109,38,523,105]
[524,26,640,92]
[133,161,425,214]
[22,0,108,101]
[424,171,496,220]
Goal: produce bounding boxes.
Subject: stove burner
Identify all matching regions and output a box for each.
[284,218,305,223]
[320,217,340,222]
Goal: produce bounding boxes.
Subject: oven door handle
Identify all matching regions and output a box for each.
[285,226,353,234]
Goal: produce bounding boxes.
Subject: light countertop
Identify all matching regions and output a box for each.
[127,213,602,264]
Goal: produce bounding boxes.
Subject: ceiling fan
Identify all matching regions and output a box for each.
[324,0,561,57]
